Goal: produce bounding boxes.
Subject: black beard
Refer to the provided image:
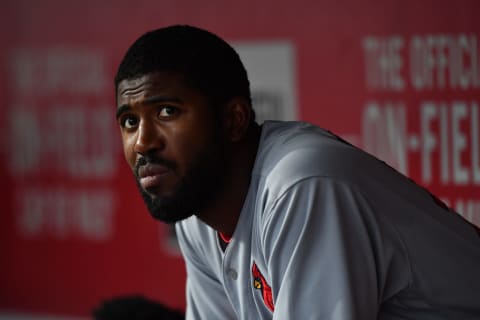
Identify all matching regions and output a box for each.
[134,141,227,224]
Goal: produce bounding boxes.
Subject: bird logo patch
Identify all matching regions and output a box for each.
[252,262,274,312]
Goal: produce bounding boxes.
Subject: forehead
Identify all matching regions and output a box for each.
[116,72,194,103]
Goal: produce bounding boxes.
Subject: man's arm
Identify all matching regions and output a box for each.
[261,176,408,319]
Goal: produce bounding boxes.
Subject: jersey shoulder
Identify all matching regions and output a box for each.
[254,121,379,189]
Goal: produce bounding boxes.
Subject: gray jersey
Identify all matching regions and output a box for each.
[175,121,480,320]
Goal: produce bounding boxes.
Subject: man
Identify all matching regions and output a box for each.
[115,25,480,319]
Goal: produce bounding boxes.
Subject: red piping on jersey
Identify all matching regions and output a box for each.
[219,232,232,243]
[252,262,275,312]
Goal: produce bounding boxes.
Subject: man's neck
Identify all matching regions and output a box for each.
[196,124,262,237]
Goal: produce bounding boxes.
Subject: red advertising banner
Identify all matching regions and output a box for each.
[0,0,478,318]
[359,33,479,223]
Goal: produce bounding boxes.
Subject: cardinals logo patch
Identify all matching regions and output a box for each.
[252,262,274,312]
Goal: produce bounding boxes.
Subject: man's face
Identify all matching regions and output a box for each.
[116,72,228,223]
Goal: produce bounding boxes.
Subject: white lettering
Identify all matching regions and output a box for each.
[362,36,405,91]
[8,105,119,178]
[458,35,471,89]
[435,35,449,89]
[409,34,480,91]
[440,103,450,184]
[473,103,480,184]
[452,102,469,184]
[9,48,107,95]
[419,101,479,186]
[362,101,408,174]
[421,102,437,183]
[8,106,41,174]
[17,188,114,240]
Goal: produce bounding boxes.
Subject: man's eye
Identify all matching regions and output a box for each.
[158,106,178,118]
[121,116,138,129]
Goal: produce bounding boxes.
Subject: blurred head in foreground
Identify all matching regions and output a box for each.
[93,295,184,320]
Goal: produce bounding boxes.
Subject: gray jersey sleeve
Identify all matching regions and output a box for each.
[260,176,409,320]
[175,222,237,320]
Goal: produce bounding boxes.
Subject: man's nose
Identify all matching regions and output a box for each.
[134,119,165,155]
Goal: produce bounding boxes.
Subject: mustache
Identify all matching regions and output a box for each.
[134,154,177,177]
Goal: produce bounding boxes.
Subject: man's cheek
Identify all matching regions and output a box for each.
[121,138,136,167]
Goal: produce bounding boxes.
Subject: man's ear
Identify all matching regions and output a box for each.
[223,97,252,142]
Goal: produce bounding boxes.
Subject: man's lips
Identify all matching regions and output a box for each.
[137,163,171,190]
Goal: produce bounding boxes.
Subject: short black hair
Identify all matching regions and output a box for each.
[115,25,252,108]
[92,295,184,320]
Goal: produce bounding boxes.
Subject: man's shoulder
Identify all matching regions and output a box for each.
[254,121,373,183]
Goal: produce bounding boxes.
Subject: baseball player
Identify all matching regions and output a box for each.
[115,25,480,319]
